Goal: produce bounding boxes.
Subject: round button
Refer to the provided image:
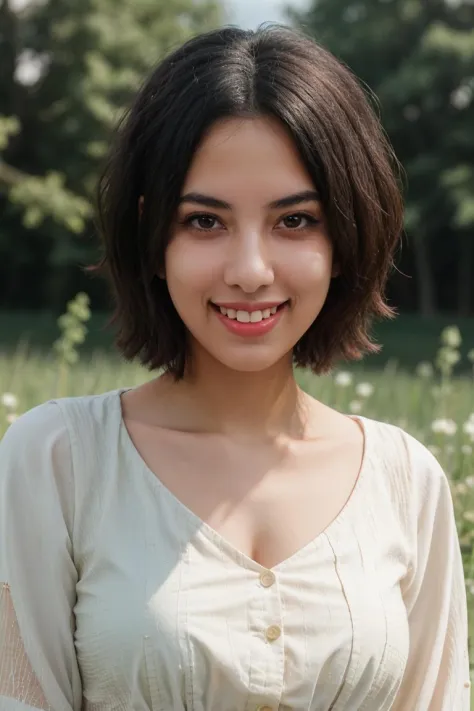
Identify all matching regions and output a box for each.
[260,570,275,588]
[265,624,281,642]
[464,681,471,688]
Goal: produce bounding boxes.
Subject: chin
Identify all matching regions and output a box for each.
[208,348,292,374]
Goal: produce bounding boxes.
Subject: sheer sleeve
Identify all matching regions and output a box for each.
[0,403,82,711]
[391,433,471,710]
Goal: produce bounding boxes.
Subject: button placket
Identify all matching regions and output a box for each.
[259,570,281,646]
[246,568,284,710]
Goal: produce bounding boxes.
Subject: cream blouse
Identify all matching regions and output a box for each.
[0,387,470,711]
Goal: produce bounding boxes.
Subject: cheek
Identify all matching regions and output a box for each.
[165,240,220,303]
[284,244,334,293]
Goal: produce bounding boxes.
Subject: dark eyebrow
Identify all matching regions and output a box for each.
[179,193,232,210]
[178,190,320,210]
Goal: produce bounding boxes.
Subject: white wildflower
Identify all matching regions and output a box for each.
[416,362,434,378]
[355,382,374,398]
[463,419,474,441]
[431,418,457,436]
[441,325,462,349]
[349,400,362,413]
[451,84,473,110]
[465,476,474,489]
[334,371,353,387]
[1,392,18,410]
[456,482,468,495]
[436,346,460,370]
[463,511,474,523]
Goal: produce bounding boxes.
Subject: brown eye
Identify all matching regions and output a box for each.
[194,215,218,230]
[182,213,221,231]
[283,215,304,228]
[280,213,320,229]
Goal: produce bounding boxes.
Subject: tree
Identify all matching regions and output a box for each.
[0,0,223,309]
[287,0,474,316]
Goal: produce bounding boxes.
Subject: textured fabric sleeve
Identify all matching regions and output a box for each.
[0,402,82,711]
[391,432,470,711]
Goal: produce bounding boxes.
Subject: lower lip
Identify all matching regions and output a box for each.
[213,305,286,337]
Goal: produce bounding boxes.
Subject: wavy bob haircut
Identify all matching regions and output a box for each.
[88,24,404,379]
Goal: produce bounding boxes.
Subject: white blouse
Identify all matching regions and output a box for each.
[0,387,470,711]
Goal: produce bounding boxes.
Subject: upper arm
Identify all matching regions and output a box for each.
[391,432,470,710]
[0,403,82,711]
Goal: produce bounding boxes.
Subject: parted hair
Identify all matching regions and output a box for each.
[86,24,404,378]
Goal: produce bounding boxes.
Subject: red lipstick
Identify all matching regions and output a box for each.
[211,301,288,337]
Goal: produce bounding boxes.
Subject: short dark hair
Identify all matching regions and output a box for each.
[87,24,404,378]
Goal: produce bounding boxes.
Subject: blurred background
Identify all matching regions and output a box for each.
[1,0,474,683]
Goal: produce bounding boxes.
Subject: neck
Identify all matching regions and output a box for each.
[155,352,310,441]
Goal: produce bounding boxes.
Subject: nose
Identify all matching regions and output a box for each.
[224,231,274,293]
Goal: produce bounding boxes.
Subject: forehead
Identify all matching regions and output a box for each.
[181,116,315,198]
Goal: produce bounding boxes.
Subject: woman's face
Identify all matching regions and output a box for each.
[165,116,337,374]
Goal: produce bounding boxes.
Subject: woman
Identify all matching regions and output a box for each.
[0,24,470,711]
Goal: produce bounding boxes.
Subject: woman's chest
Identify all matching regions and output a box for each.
[122,417,365,571]
[74,495,411,711]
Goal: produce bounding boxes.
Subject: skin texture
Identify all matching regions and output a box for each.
[166,115,338,378]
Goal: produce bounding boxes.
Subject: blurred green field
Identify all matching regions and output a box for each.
[1,306,474,696]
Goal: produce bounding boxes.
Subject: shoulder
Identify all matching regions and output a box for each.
[1,387,122,449]
[0,400,75,539]
[1,398,70,465]
[0,387,124,492]
[363,415,447,482]
[360,415,451,522]
[47,387,125,435]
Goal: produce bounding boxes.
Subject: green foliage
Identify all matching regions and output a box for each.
[53,292,91,360]
[0,113,91,232]
[443,164,474,228]
[0,115,20,151]
[0,0,224,306]
[9,171,92,232]
[288,0,474,315]
[52,292,91,395]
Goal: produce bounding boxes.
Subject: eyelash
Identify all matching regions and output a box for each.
[179,212,320,232]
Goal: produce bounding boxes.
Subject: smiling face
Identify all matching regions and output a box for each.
[164,116,337,374]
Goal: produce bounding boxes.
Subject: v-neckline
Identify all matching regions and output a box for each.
[115,387,371,574]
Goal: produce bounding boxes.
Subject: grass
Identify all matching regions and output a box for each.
[1,302,474,699]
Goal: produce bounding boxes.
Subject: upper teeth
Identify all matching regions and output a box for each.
[219,306,278,322]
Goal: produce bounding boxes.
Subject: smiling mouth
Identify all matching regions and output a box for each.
[210,302,289,323]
